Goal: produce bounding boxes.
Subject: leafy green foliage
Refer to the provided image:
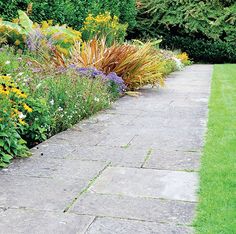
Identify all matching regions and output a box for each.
[18,10,33,33]
[0,11,82,53]
[137,0,236,41]
[18,97,52,147]
[133,0,236,63]
[0,0,137,30]
[34,72,111,135]
[161,34,236,63]
[0,89,30,168]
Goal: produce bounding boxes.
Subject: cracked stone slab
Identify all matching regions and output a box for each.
[130,127,205,151]
[137,105,209,119]
[0,209,94,234]
[143,149,200,171]
[0,157,107,179]
[97,130,137,147]
[85,217,193,234]
[71,193,195,225]
[81,111,137,127]
[127,115,207,129]
[89,167,198,202]
[0,160,107,211]
[68,145,148,167]
[31,142,75,159]
[0,175,88,211]
[47,129,105,147]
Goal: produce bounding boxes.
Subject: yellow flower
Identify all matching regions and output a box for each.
[23,103,33,113]
[33,22,39,28]
[23,103,33,112]
[41,21,49,29]
[177,52,189,63]
[0,89,10,95]
[14,39,21,46]
[11,87,27,98]
[48,20,53,25]
[0,75,11,81]
[12,18,19,24]
[113,16,118,21]
[19,93,27,99]
[86,14,94,21]
[19,119,26,125]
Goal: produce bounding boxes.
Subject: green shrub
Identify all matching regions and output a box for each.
[161,34,236,64]
[0,75,31,167]
[0,96,30,168]
[0,0,137,30]
[136,0,236,42]
[18,97,52,147]
[33,71,112,135]
[132,0,236,63]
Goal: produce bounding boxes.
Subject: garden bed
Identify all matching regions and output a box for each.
[0,10,190,167]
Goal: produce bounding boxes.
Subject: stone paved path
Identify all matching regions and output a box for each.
[0,65,213,234]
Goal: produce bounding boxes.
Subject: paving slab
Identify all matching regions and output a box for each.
[71,193,195,225]
[131,127,205,151]
[47,129,105,147]
[68,145,148,167]
[86,217,193,234]
[89,167,198,202]
[30,142,75,159]
[98,124,205,150]
[1,157,107,179]
[0,209,94,234]
[143,149,200,171]
[0,160,108,211]
[0,175,88,211]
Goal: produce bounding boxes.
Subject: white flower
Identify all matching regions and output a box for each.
[19,112,26,119]
[5,61,10,65]
[172,57,184,70]
[49,99,54,105]
[94,97,100,102]
[18,72,24,76]
[36,83,42,89]
[58,107,63,111]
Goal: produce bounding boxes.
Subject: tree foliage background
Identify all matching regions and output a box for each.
[133,0,236,63]
[0,0,137,30]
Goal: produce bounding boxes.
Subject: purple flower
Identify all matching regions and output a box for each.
[26,28,54,52]
[68,64,77,69]
[106,72,126,93]
[76,67,107,80]
[68,65,126,94]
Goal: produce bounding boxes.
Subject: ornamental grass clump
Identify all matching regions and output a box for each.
[100,42,165,89]
[69,39,165,90]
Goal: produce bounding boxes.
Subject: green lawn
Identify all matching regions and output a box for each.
[194,64,236,233]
